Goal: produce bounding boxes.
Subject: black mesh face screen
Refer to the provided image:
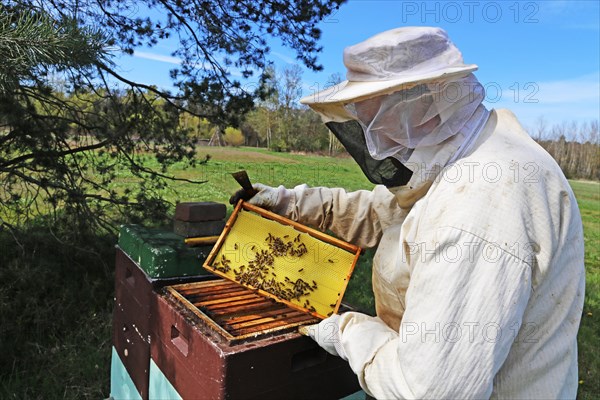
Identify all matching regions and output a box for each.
[326,121,413,187]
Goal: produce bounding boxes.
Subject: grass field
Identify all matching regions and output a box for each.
[0,146,598,398]
[569,180,600,399]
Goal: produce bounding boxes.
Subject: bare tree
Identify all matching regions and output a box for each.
[326,72,343,155]
[534,118,599,180]
[279,64,304,148]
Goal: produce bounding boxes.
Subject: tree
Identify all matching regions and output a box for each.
[0,7,105,93]
[0,0,346,233]
[325,72,343,155]
[293,107,332,152]
[179,114,213,141]
[244,65,280,148]
[534,118,600,181]
[223,126,244,146]
[279,64,304,148]
[241,67,346,153]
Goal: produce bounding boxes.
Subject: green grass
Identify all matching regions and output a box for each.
[153,147,375,206]
[0,147,597,398]
[569,180,600,399]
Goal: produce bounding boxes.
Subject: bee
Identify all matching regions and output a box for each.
[234,243,238,250]
[298,268,304,272]
[284,234,289,238]
[328,259,334,263]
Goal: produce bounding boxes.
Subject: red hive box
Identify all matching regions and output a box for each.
[113,248,217,399]
[151,280,361,399]
[113,249,154,399]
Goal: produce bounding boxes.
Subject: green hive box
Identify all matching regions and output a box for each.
[118,225,214,279]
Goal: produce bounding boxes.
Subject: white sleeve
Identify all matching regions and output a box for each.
[337,226,532,399]
[278,184,406,249]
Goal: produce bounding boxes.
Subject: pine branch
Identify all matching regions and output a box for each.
[0,7,108,93]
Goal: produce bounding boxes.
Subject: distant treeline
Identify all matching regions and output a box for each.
[43,66,600,180]
[220,108,600,180]
[536,139,599,181]
[234,66,600,180]
[532,120,599,181]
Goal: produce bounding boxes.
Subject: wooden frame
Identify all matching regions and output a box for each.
[164,281,317,344]
[203,200,362,319]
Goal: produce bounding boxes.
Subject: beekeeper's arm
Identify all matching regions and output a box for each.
[325,227,532,399]
[243,183,406,249]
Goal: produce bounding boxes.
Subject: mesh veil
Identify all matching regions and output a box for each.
[326,120,413,187]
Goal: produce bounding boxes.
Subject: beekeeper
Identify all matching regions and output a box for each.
[235,27,585,399]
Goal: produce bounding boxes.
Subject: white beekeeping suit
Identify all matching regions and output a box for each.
[241,27,585,399]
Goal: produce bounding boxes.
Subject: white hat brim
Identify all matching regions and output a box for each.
[300,64,478,105]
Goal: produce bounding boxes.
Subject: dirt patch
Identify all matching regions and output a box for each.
[198,147,301,164]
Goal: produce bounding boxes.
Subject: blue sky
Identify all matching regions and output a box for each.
[116,0,599,132]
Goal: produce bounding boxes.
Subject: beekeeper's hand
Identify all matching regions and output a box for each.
[305,314,347,359]
[229,183,292,212]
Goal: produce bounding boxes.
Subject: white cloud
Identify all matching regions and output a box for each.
[272,51,297,65]
[133,51,182,65]
[537,1,599,30]
[487,72,600,128]
[537,0,596,16]
[536,72,600,104]
[132,50,247,77]
[562,22,600,31]
[538,0,570,14]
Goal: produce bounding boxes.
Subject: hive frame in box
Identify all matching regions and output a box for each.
[203,200,362,319]
[163,279,318,344]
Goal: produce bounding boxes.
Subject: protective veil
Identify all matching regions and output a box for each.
[303,26,482,190]
[325,119,413,187]
[323,73,489,194]
[351,74,485,163]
